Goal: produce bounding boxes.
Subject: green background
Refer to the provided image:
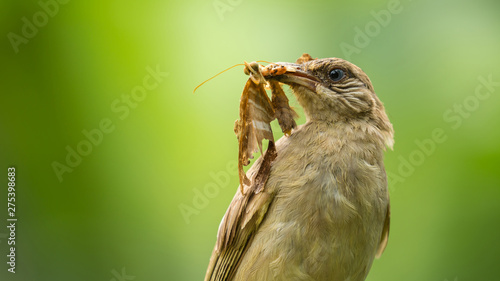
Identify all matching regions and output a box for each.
[1,0,499,280]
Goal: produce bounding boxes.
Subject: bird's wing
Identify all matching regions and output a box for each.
[375,202,390,258]
[204,143,277,281]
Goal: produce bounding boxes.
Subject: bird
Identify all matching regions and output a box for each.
[204,54,394,281]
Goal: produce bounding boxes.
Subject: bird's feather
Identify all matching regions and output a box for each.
[375,203,390,258]
[204,142,277,281]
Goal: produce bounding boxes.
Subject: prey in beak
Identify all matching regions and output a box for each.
[235,60,301,194]
[262,61,320,92]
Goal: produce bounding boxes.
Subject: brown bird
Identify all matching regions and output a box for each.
[204,54,394,281]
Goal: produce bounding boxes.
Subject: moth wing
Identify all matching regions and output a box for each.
[269,80,298,136]
[236,79,275,188]
[247,81,275,152]
[295,53,317,64]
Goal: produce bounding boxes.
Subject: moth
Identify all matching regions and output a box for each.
[194,54,315,195]
[234,61,299,194]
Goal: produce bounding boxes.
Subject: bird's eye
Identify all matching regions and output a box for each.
[328,69,345,82]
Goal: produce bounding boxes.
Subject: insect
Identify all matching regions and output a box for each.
[194,57,315,194]
[234,61,298,194]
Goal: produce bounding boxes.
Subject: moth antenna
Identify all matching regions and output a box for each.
[193,63,245,94]
[193,61,272,94]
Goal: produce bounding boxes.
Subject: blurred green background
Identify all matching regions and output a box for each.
[1,0,499,280]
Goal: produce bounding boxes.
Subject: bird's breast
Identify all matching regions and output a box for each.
[236,122,389,280]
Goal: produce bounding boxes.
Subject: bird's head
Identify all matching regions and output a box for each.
[266,54,394,149]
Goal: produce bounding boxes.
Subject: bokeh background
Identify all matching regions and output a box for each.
[1,0,499,280]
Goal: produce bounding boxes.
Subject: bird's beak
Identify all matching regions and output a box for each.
[264,62,319,92]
